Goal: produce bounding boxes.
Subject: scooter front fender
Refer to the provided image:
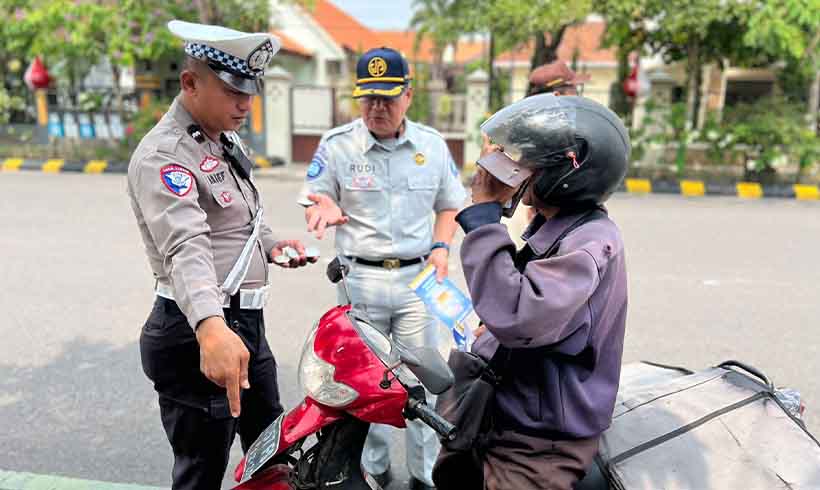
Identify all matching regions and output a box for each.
[232,464,291,490]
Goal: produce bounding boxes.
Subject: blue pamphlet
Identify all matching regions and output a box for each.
[409,264,473,350]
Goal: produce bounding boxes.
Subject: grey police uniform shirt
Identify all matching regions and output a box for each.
[127,97,278,330]
[298,118,466,259]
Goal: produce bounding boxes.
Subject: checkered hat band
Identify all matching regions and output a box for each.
[185,42,260,78]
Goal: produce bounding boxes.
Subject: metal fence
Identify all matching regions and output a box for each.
[2,87,139,143]
[413,89,467,133]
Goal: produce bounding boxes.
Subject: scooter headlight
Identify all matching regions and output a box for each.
[298,323,359,408]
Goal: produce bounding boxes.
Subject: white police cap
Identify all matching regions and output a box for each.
[168,20,281,95]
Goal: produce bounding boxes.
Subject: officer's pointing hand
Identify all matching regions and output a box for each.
[196,316,251,418]
[305,194,349,240]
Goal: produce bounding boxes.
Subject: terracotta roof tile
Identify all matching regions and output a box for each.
[496,21,617,65]
[310,0,379,53]
[374,30,437,63]
[453,40,488,65]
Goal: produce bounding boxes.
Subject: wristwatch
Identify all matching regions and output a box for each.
[431,241,450,252]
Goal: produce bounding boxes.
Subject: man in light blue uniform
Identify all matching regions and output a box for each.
[298,47,466,490]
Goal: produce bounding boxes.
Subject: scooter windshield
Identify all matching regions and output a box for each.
[348,308,392,366]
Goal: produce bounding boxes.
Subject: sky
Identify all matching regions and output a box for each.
[328,0,415,30]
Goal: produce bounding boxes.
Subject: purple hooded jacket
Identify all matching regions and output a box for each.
[456,202,628,439]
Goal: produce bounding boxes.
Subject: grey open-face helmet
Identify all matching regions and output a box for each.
[478,94,630,209]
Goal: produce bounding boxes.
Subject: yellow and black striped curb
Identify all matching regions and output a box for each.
[620,178,820,201]
[0,157,277,174]
[6,159,820,202]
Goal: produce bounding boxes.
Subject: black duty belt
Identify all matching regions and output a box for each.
[347,255,428,270]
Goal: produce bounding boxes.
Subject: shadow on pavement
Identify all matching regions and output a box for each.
[0,337,297,488]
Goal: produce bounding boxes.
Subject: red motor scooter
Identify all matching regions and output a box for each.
[232,258,457,490]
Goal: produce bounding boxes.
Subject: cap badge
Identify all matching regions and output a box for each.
[414,152,426,165]
[368,57,388,77]
[247,40,274,71]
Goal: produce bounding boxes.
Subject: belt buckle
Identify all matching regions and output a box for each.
[383,258,401,270]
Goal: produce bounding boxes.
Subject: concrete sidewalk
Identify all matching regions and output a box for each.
[0,470,164,490]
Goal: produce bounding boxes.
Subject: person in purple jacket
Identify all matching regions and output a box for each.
[442,94,630,490]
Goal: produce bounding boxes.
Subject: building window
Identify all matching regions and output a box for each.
[326,60,342,77]
[724,80,774,107]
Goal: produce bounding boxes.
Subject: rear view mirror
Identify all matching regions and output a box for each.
[326,257,349,284]
[401,347,454,395]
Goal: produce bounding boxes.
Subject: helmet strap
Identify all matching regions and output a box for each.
[534,151,583,203]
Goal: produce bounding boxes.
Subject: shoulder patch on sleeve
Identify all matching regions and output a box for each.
[306,144,329,181]
[160,164,195,197]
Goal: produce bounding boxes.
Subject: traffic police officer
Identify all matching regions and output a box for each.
[127,20,314,490]
[298,47,467,489]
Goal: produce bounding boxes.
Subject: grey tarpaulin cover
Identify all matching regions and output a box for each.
[597,361,820,489]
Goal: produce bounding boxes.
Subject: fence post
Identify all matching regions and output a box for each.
[464,70,490,174]
[263,66,293,165]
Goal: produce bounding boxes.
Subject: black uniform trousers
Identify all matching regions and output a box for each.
[140,296,284,490]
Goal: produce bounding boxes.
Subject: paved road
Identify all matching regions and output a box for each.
[1,172,818,488]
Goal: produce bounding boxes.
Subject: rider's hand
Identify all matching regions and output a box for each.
[471,167,519,205]
[196,316,250,418]
[474,134,519,205]
[427,248,449,283]
[305,194,349,240]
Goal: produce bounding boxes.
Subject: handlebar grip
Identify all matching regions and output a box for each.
[407,399,457,441]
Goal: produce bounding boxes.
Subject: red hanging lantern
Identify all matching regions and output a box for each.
[24,57,51,90]
[623,65,639,98]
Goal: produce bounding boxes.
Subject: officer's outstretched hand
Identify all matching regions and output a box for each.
[305,193,349,239]
[271,240,316,268]
[196,316,250,418]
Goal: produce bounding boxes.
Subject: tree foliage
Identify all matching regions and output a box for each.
[410,0,463,77]
[1,0,271,90]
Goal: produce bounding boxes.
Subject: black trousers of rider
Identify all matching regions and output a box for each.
[140,296,284,490]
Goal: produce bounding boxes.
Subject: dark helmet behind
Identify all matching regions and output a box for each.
[479,94,630,208]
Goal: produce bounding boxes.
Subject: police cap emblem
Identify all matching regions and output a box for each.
[248,40,274,71]
[367,57,388,78]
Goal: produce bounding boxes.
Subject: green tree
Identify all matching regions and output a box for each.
[193,0,273,31]
[432,0,593,108]
[601,0,785,128]
[410,0,464,81]
[4,0,272,112]
[470,0,593,97]
[742,0,820,133]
